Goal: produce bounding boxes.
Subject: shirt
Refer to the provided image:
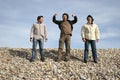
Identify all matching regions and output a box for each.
[30,23,48,40]
[60,21,71,34]
[81,23,100,40]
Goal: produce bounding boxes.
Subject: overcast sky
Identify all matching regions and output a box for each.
[0,0,120,49]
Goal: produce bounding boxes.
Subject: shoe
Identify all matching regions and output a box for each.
[55,55,61,62]
[30,59,34,62]
[64,59,69,62]
[64,58,70,62]
[55,58,61,62]
[41,57,45,62]
[84,60,87,63]
[94,60,97,63]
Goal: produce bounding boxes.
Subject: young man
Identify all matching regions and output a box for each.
[30,16,48,62]
[53,13,77,61]
[81,15,100,63]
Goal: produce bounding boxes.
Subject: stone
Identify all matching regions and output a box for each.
[0,48,119,79]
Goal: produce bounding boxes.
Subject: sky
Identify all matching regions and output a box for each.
[0,0,120,49]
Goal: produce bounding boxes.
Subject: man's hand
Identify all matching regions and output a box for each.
[82,38,86,42]
[45,38,48,42]
[96,39,99,42]
[30,37,32,42]
[54,13,58,16]
[72,14,76,17]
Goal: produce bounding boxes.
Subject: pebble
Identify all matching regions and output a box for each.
[0,48,120,80]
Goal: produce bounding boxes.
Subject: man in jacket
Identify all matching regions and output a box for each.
[81,15,100,63]
[30,16,48,62]
[53,13,77,61]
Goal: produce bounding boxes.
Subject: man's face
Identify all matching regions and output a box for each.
[38,17,43,23]
[63,15,68,21]
[87,17,92,24]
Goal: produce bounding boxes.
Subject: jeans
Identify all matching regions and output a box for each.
[84,40,97,61]
[31,38,44,60]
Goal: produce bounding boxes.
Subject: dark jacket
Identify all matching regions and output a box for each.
[52,15,77,36]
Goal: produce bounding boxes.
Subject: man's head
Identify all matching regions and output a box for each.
[62,13,69,21]
[37,16,44,23]
[87,15,94,24]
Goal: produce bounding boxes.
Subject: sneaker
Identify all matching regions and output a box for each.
[64,57,70,62]
[30,59,34,62]
[94,60,97,63]
[55,55,61,62]
[84,60,87,63]
[55,58,61,62]
[41,57,45,62]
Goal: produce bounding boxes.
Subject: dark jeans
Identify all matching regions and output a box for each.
[58,33,71,60]
[84,40,97,61]
[31,38,44,60]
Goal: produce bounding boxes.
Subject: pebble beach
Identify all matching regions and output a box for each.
[0,48,120,80]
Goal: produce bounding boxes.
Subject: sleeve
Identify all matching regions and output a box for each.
[81,25,85,38]
[70,16,77,24]
[30,24,34,38]
[95,25,100,39]
[52,15,61,25]
[44,25,48,39]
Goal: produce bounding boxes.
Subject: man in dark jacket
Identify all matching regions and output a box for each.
[53,13,77,61]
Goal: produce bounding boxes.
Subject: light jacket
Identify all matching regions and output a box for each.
[81,23,100,40]
[30,23,48,40]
